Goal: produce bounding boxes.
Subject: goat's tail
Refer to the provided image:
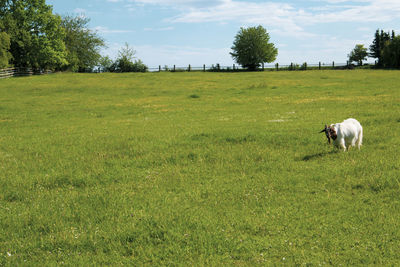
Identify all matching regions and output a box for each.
[357,127,363,149]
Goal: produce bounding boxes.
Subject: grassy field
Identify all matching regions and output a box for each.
[0,70,399,265]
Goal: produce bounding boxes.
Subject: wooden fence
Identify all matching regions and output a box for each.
[2,61,374,76]
[0,68,52,79]
[146,61,364,72]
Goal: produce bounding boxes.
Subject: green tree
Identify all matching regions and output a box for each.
[115,42,135,72]
[114,43,147,72]
[0,32,11,68]
[1,0,67,70]
[130,59,148,73]
[369,29,390,66]
[0,21,11,68]
[98,55,113,72]
[348,44,368,66]
[230,25,277,71]
[382,36,400,68]
[61,16,105,72]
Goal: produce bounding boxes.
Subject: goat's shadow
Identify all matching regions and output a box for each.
[301,150,339,161]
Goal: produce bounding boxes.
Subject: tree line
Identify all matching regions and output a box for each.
[237,26,400,70]
[222,26,400,71]
[0,0,147,72]
[349,29,400,68]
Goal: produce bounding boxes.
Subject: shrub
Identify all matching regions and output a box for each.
[131,59,148,72]
[111,43,148,72]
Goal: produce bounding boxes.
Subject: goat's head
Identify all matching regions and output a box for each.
[320,124,337,144]
[320,124,331,143]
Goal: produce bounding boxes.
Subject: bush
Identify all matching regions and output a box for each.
[106,58,148,73]
[109,43,148,72]
[289,63,299,71]
[131,59,148,72]
[208,64,221,72]
[98,56,113,72]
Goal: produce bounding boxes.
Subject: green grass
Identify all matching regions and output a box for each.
[0,70,399,265]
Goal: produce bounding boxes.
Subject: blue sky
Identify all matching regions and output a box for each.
[47,0,400,68]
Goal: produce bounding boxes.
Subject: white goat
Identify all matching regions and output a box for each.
[320,118,363,151]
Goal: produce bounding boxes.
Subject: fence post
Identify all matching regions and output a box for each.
[319,62,321,70]
[203,64,206,72]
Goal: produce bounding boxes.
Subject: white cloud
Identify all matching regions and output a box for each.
[317,0,366,3]
[307,1,400,24]
[170,2,296,23]
[357,27,371,32]
[127,0,227,8]
[94,26,134,34]
[103,0,400,38]
[122,0,399,37]
[167,1,315,38]
[167,0,400,24]
[143,27,174,31]
[73,8,86,14]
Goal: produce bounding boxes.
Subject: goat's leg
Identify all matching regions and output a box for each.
[339,140,347,151]
[350,138,357,149]
[357,129,363,150]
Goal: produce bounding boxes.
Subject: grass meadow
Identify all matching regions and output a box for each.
[0,70,399,265]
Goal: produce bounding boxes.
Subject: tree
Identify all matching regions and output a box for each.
[61,16,105,72]
[1,0,67,70]
[348,44,368,66]
[115,42,136,72]
[0,21,11,68]
[382,36,400,68]
[98,55,113,72]
[369,29,390,66]
[0,32,11,68]
[230,25,277,71]
[113,43,147,72]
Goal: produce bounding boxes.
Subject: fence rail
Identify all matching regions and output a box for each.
[0,68,52,79]
[2,62,375,76]
[146,61,370,72]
